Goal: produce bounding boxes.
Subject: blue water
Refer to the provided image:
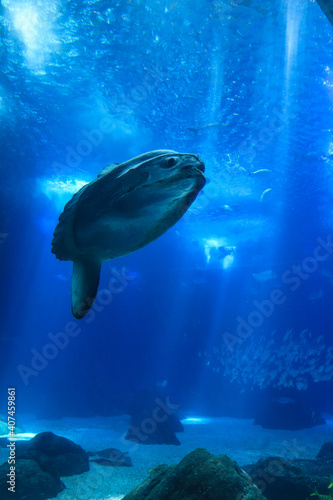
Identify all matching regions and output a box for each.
[0,0,333,424]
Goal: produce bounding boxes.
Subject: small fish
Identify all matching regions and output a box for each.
[276,397,295,405]
[55,274,68,281]
[156,380,168,388]
[192,275,207,284]
[251,169,272,175]
[283,329,293,341]
[253,270,276,282]
[187,122,222,135]
[260,188,272,202]
[222,204,233,211]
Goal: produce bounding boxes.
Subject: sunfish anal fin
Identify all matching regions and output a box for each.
[71,256,102,319]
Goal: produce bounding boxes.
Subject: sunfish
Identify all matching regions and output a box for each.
[51,150,206,318]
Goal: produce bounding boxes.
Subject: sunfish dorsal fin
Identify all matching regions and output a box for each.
[97,163,119,178]
[316,0,333,26]
[71,256,102,319]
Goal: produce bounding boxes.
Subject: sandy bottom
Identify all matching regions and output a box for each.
[1,413,332,500]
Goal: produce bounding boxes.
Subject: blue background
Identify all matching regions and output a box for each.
[0,0,333,421]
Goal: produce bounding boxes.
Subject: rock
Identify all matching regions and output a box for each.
[125,389,183,445]
[0,438,9,448]
[244,456,332,500]
[317,441,333,460]
[87,448,132,466]
[16,431,89,477]
[254,396,325,430]
[0,458,65,500]
[289,458,333,478]
[123,447,266,499]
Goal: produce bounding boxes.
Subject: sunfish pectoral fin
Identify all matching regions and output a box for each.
[71,256,102,319]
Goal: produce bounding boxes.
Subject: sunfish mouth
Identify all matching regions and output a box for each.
[192,154,205,173]
[194,162,205,173]
[183,155,205,174]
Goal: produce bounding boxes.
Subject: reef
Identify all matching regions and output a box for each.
[0,432,89,500]
[243,441,333,500]
[0,458,65,500]
[123,447,265,499]
[254,392,325,430]
[125,389,184,445]
[15,431,90,476]
[123,443,333,500]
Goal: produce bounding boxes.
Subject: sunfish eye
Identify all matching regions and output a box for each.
[167,157,176,167]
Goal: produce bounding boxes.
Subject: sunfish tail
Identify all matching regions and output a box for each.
[71,256,102,319]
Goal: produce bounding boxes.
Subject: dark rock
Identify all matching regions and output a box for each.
[290,458,333,477]
[123,447,266,499]
[87,447,132,466]
[125,423,180,446]
[0,438,10,448]
[0,458,65,500]
[254,396,325,430]
[317,441,333,460]
[243,456,332,500]
[16,431,89,477]
[13,440,29,455]
[125,389,183,445]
